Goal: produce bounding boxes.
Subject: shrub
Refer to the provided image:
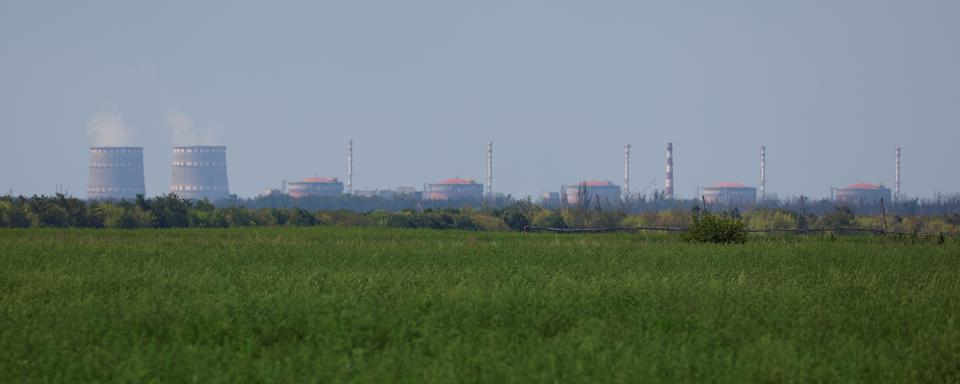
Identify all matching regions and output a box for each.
[682,213,747,244]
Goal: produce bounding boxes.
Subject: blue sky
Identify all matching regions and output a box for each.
[1,1,957,199]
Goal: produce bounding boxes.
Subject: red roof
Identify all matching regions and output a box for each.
[579,180,613,187]
[437,178,476,185]
[302,177,338,183]
[710,182,747,188]
[845,183,883,190]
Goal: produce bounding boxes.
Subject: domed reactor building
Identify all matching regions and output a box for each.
[561,180,622,206]
[425,178,484,200]
[87,146,146,200]
[170,146,230,201]
[701,182,757,206]
[287,177,344,198]
[834,183,892,205]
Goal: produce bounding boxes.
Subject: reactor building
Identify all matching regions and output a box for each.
[425,178,484,200]
[701,182,757,206]
[87,146,146,200]
[561,180,622,206]
[169,146,230,201]
[833,183,892,204]
[287,177,344,198]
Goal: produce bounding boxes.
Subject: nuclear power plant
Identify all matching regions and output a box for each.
[561,180,621,206]
[833,183,892,204]
[169,146,230,201]
[74,140,922,206]
[287,177,343,198]
[87,146,146,200]
[701,182,757,206]
[425,178,484,200]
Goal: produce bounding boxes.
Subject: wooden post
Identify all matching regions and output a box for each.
[797,195,805,235]
[880,198,888,235]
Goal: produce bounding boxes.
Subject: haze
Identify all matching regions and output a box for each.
[1,1,957,199]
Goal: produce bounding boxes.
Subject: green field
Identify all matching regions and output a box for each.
[1,228,958,382]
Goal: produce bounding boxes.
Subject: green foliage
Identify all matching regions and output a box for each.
[496,200,540,230]
[819,205,856,229]
[0,195,958,236]
[1,228,959,382]
[532,209,566,228]
[683,213,748,244]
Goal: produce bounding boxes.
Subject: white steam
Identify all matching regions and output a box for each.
[169,111,214,145]
[87,113,131,147]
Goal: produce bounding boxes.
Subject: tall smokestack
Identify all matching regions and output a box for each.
[665,142,674,199]
[760,145,766,201]
[623,144,631,200]
[347,140,354,195]
[486,142,493,200]
[895,146,901,202]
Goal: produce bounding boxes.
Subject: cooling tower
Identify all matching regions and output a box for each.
[87,146,146,200]
[170,146,230,200]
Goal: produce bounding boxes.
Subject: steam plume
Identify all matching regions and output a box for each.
[169,111,214,145]
[87,113,131,147]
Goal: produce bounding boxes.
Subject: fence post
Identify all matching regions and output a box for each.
[796,195,805,235]
[880,198,888,235]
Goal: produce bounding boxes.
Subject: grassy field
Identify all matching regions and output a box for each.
[1,228,958,383]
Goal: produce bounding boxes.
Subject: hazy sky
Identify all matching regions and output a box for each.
[1,1,957,199]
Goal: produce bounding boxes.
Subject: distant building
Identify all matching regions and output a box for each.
[396,186,417,195]
[355,189,396,199]
[260,188,283,197]
[701,182,757,206]
[539,192,561,206]
[170,146,230,201]
[561,180,621,207]
[87,146,145,200]
[426,178,484,201]
[287,177,344,198]
[834,183,891,204]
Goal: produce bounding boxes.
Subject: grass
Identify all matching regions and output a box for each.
[0,227,958,383]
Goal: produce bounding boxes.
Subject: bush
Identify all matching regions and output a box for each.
[683,213,747,244]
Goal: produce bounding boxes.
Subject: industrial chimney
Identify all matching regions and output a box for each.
[760,145,766,201]
[347,140,354,195]
[170,146,229,200]
[87,146,145,200]
[486,142,493,200]
[623,144,631,201]
[895,146,901,202]
[665,142,674,199]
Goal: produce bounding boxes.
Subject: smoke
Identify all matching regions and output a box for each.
[169,111,214,145]
[87,113,131,147]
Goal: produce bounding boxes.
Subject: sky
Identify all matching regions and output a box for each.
[1,0,958,200]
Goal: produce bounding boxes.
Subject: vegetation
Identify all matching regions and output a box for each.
[1,194,959,236]
[1,227,958,382]
[682,210,748,244]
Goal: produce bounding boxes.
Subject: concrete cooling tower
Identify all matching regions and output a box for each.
[170,146,230,200]
[87,147,146,200]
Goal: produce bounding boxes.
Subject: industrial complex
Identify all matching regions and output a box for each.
[87,146,146,200]
[169,146,230,201]
[82,140,906,207]
[561,181,622,207]
[286,177,343,198]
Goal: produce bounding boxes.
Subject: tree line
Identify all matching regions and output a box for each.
[2,193,959,235]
